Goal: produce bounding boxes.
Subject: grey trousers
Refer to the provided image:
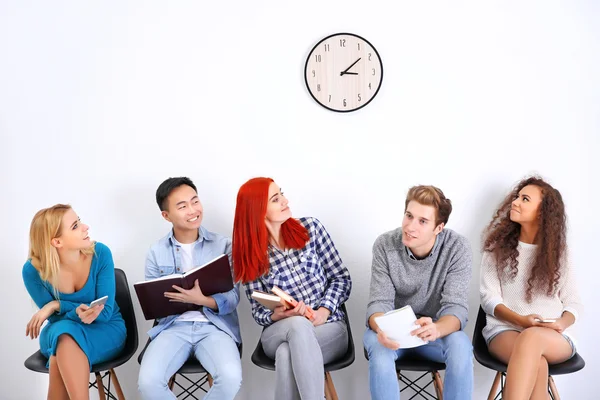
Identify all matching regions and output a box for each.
[261,316,348,400]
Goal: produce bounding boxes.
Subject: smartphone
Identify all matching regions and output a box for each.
[535,318,557,323]
[90,295,108,308]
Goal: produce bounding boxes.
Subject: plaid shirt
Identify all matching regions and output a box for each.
[244,217,352,326]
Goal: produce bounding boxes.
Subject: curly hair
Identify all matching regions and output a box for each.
[483,176,567,302]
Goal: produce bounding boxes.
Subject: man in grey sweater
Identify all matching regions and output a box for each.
[364,185,473,400]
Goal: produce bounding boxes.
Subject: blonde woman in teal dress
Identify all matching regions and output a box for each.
[22,204,126,399]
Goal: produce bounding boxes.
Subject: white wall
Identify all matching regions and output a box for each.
[1,1,598,399]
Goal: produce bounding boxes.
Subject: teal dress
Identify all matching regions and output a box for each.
[22,242,126,370]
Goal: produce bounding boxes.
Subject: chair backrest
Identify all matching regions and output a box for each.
[472,306,489,356]
[342,303,355,357]
[324,302,355,371]
[114,268,139,356]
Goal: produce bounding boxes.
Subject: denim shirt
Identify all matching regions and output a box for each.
[145,226,241,343]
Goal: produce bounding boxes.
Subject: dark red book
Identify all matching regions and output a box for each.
[133,254,233,320]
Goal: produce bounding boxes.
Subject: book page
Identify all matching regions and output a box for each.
[134,273,183,285]
[251,291,282,310]
[374,305,427,349]
[183,254,227,278]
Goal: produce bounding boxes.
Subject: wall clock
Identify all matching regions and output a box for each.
[304,32,383,112]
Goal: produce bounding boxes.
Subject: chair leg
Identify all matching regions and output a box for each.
[108,369,125,400]
[95,372,107,400]
[324,371,338,400]
[548,376,560,400]
[432,370,444,400]
[208,373,214,387]
[488,372,502,400]
[324,377,333,400]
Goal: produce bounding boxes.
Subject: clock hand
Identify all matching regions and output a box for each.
[340,58,361,76]
[341,72,358,75]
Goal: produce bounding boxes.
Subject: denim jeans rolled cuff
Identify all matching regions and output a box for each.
[364,328,473,400]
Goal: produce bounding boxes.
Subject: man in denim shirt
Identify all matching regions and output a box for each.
[138,177,242,400]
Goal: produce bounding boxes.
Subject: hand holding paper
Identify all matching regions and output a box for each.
[411,316,441,342]
[377,329,401,350]
[374,305,427,349]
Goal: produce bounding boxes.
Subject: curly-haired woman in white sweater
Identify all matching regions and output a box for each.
[480,176,582,400]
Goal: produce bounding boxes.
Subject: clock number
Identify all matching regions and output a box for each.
[340,39,346,47]
[372,68,376,76]
[324,44,330,52]
[343,99,347,107]
[357,43,361,50]
[315,54,321,62]
[368,53,372,61]
[369,83,372,90]
[358,94,362,102]
[317,84,321,92]
[328,95,331,103]
[312,70,315,78]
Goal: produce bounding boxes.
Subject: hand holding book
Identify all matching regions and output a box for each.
[164,279,217,311]
[272,300,313,322]
[271,286,315,320]
[251,286,315,321]
[134,254,233,320]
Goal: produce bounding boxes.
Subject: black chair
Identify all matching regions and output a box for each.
[24,268,139,400]
[363,346,445,399]
[137,322,242,399]
[251,303,355,400]
[473,306,585,400]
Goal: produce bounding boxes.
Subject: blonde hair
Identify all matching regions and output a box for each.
[405,185,453,226]
[28,204,94,292]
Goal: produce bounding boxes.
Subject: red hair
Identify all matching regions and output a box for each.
[232,177,309,283]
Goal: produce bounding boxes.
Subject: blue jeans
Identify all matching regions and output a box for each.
[364,328,473,400]
[138,321,242,400]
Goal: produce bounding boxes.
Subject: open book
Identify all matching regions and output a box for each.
[251,286,314,320]
[374,305,427,349]
[133,254,233,320]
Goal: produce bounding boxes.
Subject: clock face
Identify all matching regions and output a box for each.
[305,33,383,112]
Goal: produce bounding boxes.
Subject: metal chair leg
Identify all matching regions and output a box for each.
[396,369,442,399]
[168,372,213,399]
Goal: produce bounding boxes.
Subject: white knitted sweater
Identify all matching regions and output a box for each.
[480,241,582,345]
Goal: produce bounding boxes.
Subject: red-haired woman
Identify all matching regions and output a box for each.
[480,176,583,399]
[233,177,352,400]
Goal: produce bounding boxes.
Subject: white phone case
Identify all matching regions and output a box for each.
[90,295,108,308]
[536,318,557,323]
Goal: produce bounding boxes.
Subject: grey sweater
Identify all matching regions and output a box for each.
[366,228,472,329]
